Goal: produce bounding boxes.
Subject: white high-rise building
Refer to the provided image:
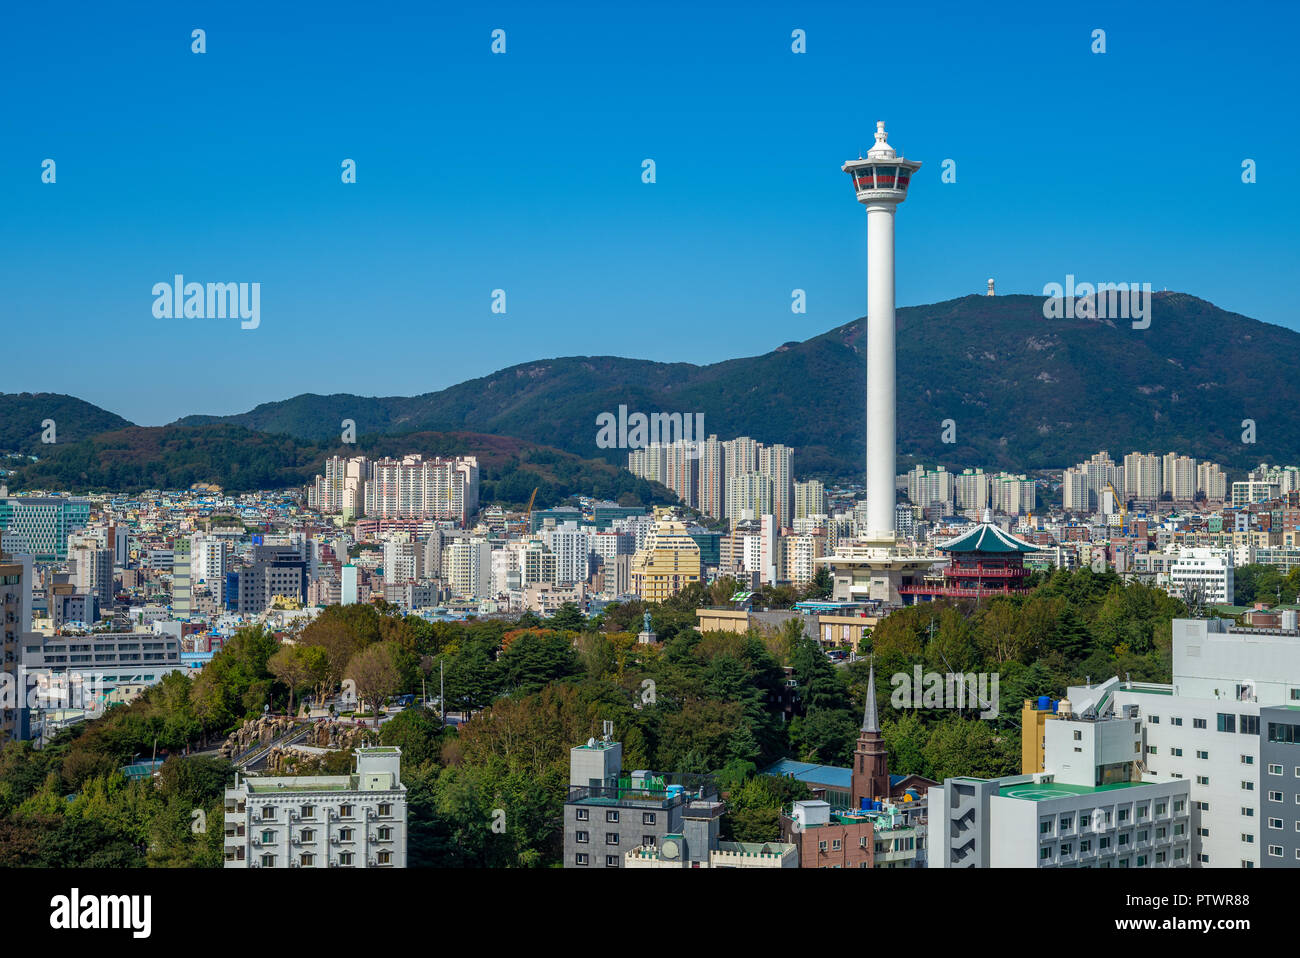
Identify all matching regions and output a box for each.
[697,435,725,520]
[794,479,825,521]
[759,444,794,529]
[1124,452,1163,500]
[1198,462,1227,501]
[363,456,479,525]
[728,472,774,524]
[443,538,493,600]
[382,538,425,586]
[543,522,591,586]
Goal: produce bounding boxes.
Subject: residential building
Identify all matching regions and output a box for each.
[223,747,407,868]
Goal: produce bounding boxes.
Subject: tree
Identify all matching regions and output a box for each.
[347,643,400,727]
[268,644,328,713]
[548,602,587,632]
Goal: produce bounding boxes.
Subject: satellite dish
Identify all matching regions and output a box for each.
[661,839,679,859]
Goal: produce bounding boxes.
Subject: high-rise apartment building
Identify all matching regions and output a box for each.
[361,456,480,525]
[1124,452,1162,500]
[794,479,825,521]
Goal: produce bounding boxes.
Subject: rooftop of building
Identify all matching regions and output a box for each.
[997,780,1150,802]
[938,523,1040,554]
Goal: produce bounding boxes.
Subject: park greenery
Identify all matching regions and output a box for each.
[0,567,1187,866]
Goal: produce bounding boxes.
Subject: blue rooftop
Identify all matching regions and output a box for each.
[762,760,852,791]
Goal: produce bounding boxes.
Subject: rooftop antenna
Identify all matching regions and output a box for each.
[601,719,613,742]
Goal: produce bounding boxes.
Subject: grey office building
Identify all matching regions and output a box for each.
[562,736,722,868]
[1259,706,1300,867]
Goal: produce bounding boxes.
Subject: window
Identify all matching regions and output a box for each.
[1149,746,1159,755]
[1060,816,1073,829]
[1269,764,1284,776]
[1118,809,1129,823]
[378,850,392,865]
[1060,843,1072,855]
[1268,722,1300,744]
[260,854,275,867]
[576,809,589,821]
[605,856,618,867]
[1118,833,1130,846]
[377,826,392,841]
[300,853,313,867]
[1040,848,1050,861]
[832,839,842,851]
[1099,837,1111,849]
[1268,845,1283,858]
[261,807,276,821]
[641,835,656,847]
[1270,790,1283,802]
[1197,750,1209,760]
[643,812,656,825]
[575,853,589,866]
[261,830,274,844]
[1197,801,1210,811]
[1080,814,1090,828]
[1199,827,1210,837]
[340,852,353,866]
[576,830,589,843]
[1149,715,1160,724]
[301,804,315,818]
[1073,730,1082,741]
[1242,781,1255,791]
[1136,806,1148,819]
[1080,839,1091,852]
[1172,747,1183,756]
[340,804,353,818]
[1269,818,1283,830]
[1243,807,1255,817]
[1194,718,1207,729]
[1241,715,1260,735]
[1040,821,1051,835]
[1174,800,1185,813]
[1242,833,1255,843]
[1242,754,1255,765]
[606,811,619,823]
[1136,855,1147,866]
[378,803,392,816]
[300,828,314,842]
[1171,717,1183,726]
[606,833,619,845]
[1196,776,1210,786]
[819,840,827,851]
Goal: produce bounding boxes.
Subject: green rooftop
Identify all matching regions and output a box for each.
[999,780,1150,802]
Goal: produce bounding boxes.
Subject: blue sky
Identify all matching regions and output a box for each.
[2,0,1296,426]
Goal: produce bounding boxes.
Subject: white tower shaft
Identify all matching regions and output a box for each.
[866,204,897,539]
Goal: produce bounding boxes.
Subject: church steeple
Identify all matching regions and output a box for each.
[851,658,890,808]
[861,661,880,733]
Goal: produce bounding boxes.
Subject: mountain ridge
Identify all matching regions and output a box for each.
[4,291,1295,481]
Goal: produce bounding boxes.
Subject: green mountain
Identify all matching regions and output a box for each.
[169,292,1300,478]
[5,424,675,508]
[0,393,133,454]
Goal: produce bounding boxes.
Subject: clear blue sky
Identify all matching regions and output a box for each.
[2,0,1296,426]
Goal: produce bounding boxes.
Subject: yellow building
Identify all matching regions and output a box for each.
[631,515,701,602]
[1020,698,1060,774]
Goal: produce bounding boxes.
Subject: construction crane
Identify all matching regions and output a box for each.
[1106,482,1128,536]
[524,487,539,530]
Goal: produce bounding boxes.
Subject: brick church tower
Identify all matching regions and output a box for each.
[851,662,890,808]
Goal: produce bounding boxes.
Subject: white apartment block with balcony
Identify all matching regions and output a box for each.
[224,747,407,869]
